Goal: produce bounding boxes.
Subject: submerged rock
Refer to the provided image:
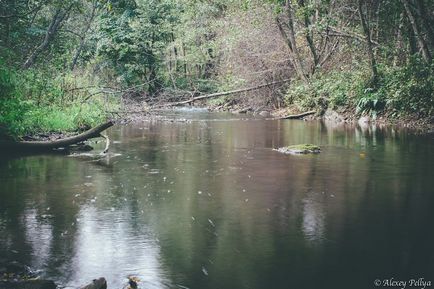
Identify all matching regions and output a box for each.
[275,144,321,155]
[80,278,107,289]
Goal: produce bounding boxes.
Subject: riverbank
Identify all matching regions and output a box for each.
[204,59,434,133]
[204,103,434,133]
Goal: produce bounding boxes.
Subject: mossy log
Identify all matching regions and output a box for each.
[0,121,113,152]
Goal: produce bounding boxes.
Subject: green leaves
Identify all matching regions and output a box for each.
[95,0,177,88]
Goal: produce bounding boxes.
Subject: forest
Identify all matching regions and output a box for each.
[1,0,433,139]
[1,2,434,289]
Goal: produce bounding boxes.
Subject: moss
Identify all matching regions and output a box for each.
[275,144,321,154]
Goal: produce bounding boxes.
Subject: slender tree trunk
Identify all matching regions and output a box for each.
[275,1,308,82]
[401,0,431,62]
[298,0,318,74]
[182,42,187,77]
[285,0,308,82]
[413,0,434,48]
[147,51,161,95]
[22,4,73,69]
[373,0,381,57]
[394,13,405,66]
[358,0,378,83]
[71,3,97,70]
[173,43,178,72]
[405,17,418,57]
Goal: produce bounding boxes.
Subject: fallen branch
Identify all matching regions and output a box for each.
[159,79,291,107]
[99,133,110,154]
[267,110,316,120]
[327,26,380,46]
[0,121,114,151]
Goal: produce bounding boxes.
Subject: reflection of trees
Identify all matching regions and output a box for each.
[0,155,86,281]
[149,120,434,288]
[1,120,433,289]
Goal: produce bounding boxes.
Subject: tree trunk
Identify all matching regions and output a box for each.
[401,0,431,62]
[23,4,73,69]
[358,0,378,83]
[0,121,114,151]
[298,0,319,74]
[394,13,405,66]
[71,3,97,70]
[160,79,291,107]
[415,0,434,47]
[276,17,308,82]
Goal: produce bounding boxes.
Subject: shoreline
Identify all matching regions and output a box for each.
[7,104,434,144]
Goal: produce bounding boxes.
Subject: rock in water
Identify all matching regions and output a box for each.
[274,144,321,155]
[80,278,107,289]
[0,280,56,289]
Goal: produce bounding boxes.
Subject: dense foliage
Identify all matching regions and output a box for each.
[0,0,433,137]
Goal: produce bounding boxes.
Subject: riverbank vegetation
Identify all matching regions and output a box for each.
[1,0,433,138]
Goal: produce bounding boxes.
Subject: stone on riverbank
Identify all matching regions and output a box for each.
[275,144,321,155]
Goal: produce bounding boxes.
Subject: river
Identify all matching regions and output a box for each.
[1,110,433,289]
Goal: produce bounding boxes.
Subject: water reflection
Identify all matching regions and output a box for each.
[23,209,53,270]
[0,115,433,289]
[70,207,168,289]
[301,193,325,243]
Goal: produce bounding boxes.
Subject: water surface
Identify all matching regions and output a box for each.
[1,111,433,289]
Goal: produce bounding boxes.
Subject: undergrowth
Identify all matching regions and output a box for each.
[284,57,434,120]
[0,61,114,139]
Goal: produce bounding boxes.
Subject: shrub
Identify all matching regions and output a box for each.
[284,58,434,119]
[284,69,367,111]
[0,61,109,138]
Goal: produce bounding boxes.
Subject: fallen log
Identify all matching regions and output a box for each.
[0,121,114,151]
[160,79,291,107]
[99,132,110,154]
[267,110,316,120]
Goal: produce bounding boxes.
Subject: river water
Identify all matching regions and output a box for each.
[1,110,433,289]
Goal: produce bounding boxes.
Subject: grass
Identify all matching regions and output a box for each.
[0,61,116,139]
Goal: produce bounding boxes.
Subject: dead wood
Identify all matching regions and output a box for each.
[0,121,114,151]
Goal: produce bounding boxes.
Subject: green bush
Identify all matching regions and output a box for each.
[284,58,434,119]
[284,69,367,111]
[0,61,108,138]
[382,57,434,117]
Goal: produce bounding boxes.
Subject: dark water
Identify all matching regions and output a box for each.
[1,110,434,289]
